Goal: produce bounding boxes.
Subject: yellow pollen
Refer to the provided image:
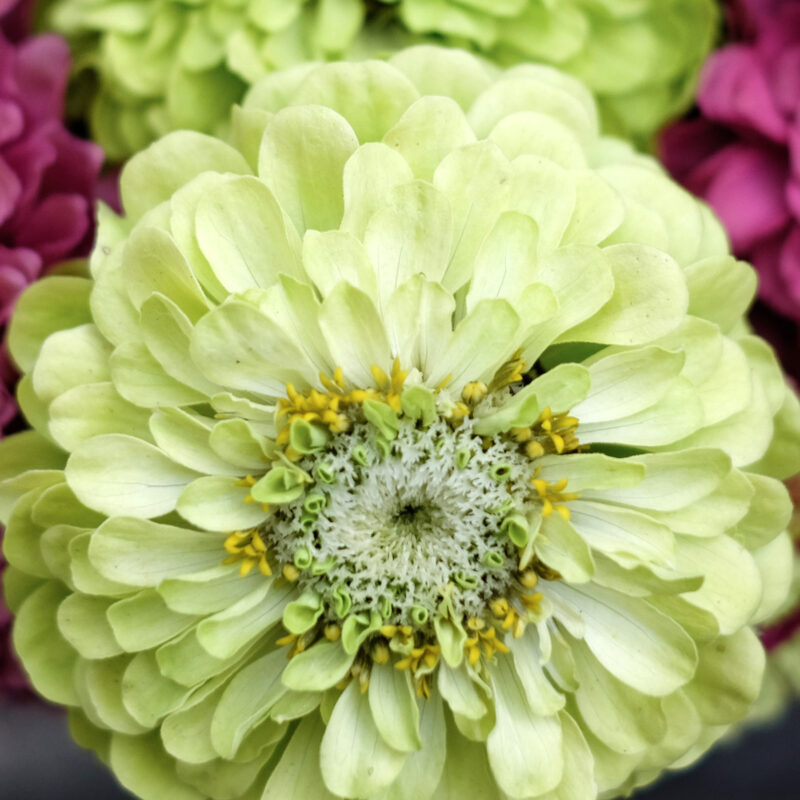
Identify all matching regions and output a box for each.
[223,529,272,577]
[462,381,488,406]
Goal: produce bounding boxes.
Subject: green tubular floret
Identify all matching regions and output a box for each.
[43,0,719,158]
[2,46,799,800]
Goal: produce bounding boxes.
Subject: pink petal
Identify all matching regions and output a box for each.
[700,143,790,252]
[751,232,800,320]
[699,45,788,143]
[0,97,23,146]
[12,36,70,124]
[779,226,800,311]
[0,153,20,227]
[15,192,90,265]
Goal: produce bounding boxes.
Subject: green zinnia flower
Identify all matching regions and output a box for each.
[3,47,798,800]
[41,0,719,159]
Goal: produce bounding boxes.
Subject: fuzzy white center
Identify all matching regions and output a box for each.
[266,418,539,625]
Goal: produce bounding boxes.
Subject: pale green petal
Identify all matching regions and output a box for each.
[258,105,358,233]
[563,244,687,346]
[437,662,487,720]
[177,475,270,531]
[195,175,303,292]
[550,583,697,696]
[282,640,355,692]
[8,276,93,373]
[320,680,406,798]
[538,513,594,583]
[750,531,793,624]
[341,143,414,240]
[49,382,153,452]
[489,110,586,168]
[196,581,292,659]
[190,300,318,396]
[32,324,112,405]
[158,565,263,615]
[107,590,197,652]
[122,226,210,322]
[208,419,274,472]
[80,657,150,735]
[537,711,597,800]
[120,132,250,223]
[89,517,223,586]
[569,500,675,564]
[13,582,78,705]
[110,732,205,800]
[211,648,289,759]
[261,716,337,799]
[302,229,379,300]
[383,95,475,181]
[433,141,512,292]
[384,277,455,378]
[570,638,666,755]
[110,341,209,408]
[578,376,703,447]
[318,282,392,386]
[431,712,497,799]
[369,663,422,752]
[139,294,222,396]
[427,299,519,390]
[365,180,453,309]
[574,346,685,423]
[675,535,762,635]
[57,593,123,659]
[291,60,419,142]
[464,211,539,314]
[583,449,730,512]
[122,651,193,728]
[508,630,565,716]
[375,690,446,800]
[534,453,644,493]
[683,628,764,725]
[161,684,223,764]
[487,654,563,798]
[67,434,201,518]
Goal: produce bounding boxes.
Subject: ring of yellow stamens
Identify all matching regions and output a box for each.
[531,470,580,521]
[223,529,272,577]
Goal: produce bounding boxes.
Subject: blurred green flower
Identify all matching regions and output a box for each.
[41,0,719,159]
[2,47,797,800]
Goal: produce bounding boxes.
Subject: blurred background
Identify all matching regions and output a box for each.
[1,699,798,799]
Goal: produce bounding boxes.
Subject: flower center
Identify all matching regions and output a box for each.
[222,358,582,694]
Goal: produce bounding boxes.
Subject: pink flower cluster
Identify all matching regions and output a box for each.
[660,0,800,371]
[0,0,103,436]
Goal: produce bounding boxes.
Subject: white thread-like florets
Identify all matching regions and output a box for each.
[267,418,538,625]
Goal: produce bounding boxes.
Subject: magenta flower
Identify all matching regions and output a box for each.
[660,0,800,335]
[0,15,103,436]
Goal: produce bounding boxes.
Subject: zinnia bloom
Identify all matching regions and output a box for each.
[2,48,798,800]
[660,0,800,347]
[43,0,719,159]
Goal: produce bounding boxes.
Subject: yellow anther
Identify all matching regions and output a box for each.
[525,441,545,458]
[380,625,398,638]
[462,381,488,406]
[283,564,300,582]
[434,374,452,392]
[512,427,533,442]
[276,633,298,648]
[520,570,539,589]
[324,624,341,642]
[467,645,481,666]
[395,657,413,671]
[371,642,390,665]
[243,494,256,504]
[371,364,390,389]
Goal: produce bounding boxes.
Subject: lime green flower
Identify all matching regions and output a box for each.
[3,48,798,800]
[42,0,719,159]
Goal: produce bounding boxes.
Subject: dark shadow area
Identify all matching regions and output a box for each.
[0,700,797,799]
